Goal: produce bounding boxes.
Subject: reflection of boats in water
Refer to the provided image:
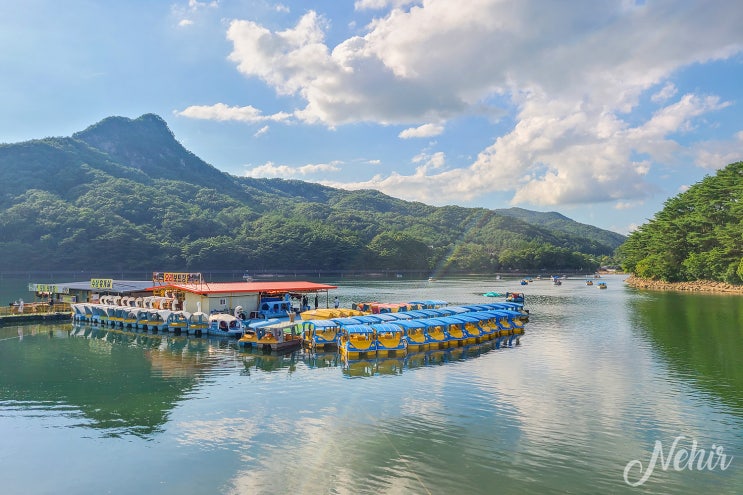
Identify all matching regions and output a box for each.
[240,347,300,374]
[69,316,521,379]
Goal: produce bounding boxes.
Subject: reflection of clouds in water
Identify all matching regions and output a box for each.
[224,413,340,495]
[176,417,260,450]
[223,411,429,495]
[470,326,715,467]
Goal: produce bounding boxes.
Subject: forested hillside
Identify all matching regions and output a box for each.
[620,161,743,283]
[0,114,623,274]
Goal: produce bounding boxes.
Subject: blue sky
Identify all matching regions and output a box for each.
[2,0,742,235]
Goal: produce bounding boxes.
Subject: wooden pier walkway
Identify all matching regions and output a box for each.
[0,303,72,327]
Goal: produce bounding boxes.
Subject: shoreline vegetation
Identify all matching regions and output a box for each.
[624,275,743,294]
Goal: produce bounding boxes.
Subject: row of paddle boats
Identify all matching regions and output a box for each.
[70,301,246,338]
[239,301,528,358]
[71,298,528,357]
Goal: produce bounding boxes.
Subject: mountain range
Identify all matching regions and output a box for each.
[0,114,624,274]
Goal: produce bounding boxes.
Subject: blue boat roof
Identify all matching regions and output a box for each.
[370,323,402,333]
[353,315,385,324]
[449,314,481,323]
[371,313,399,322]
[389,319,426,329]
[331,316,364,326]
[384,312,413,320]
[398,310,430,318]
[305,319,340,329]
[343,324,375,334]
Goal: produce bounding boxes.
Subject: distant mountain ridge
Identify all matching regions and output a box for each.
[0,114,623,273]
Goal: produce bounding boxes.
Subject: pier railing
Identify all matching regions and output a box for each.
[0,302,71,317]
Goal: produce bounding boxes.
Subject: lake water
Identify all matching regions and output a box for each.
[0,275,741,494]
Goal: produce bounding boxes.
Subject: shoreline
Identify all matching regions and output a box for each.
[624,275,743,294]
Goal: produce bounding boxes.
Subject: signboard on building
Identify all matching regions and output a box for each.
[152,272,203,284]
[90,278,114,290]
[28,283,70,294]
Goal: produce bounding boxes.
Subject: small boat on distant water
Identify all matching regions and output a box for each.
[598,282,607,289]
[586,280,593,286]
[505,292,524,304]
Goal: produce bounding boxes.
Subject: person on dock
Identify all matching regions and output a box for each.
[334,296,340,309]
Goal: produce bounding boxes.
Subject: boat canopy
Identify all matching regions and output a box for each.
[304,319,340,329]
[389,319,427,330]
[343,324,375,335]
[331,317,364,326]
[408,299,448,308]
[371,323,403,334]
[449,314,481,324]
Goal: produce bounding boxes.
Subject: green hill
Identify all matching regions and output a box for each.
[0,114,624,274]
[619,161,743,283]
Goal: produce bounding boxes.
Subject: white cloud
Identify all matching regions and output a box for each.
[245,160,342,178]
[399,123,444,139]
[253,125,269,137]
[173,0,218,26]
[354,0,418,11]
[176,103,291,123]
[651,82,678,103]
[190,0,743,208]
[188,0,218,9]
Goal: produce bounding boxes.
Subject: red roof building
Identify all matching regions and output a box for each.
[152,280,337,318]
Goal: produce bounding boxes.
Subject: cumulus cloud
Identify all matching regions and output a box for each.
[245,160,343,178]
[176,103,291,123]
[651,82,678,103]
[399,123,444,139]
[354,0,418,11]
[173,0,218,26]
[183,0,743,208]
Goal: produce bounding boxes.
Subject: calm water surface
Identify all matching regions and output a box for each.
[0,275,741,494]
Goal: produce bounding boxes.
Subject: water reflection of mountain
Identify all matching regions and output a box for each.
[0,324,211,438]
[628,292,743,412]
[1,322,524,436]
